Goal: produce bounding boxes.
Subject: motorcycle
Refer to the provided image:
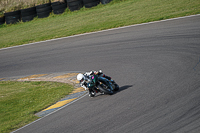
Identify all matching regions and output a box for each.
[94,71,119,91]
[87,75,113,97]
[88,73,119,97]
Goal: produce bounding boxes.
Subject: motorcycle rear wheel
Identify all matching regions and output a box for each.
[97,84,113,95]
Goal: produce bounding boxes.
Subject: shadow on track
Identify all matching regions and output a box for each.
[113,85,133,94]
[93,85,133,98]
[86,85,134,99]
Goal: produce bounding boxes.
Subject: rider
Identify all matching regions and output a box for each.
[77,70,113,97]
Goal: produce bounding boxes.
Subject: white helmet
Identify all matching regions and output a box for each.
[77,73,84,81]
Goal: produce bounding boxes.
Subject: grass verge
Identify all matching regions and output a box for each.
[0,0,199,49]
[0,81,74,133]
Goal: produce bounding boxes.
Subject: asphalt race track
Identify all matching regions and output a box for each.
[1,15,200,133]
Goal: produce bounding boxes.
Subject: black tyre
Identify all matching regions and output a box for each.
[21,10,37,17]
[51,1,66,6]
[5,15,20,24]
[36,3,51,9]
[52,3,67,10]
[97,84,113,95]
[67,0,79,3]
[36,6,52,13]
[67,1,82,7]
[53,8,66,14]
[51,1,61,6]
[68,5,82,11]
[21,14,37,22]
[21,7,36,14]
[67,0,83,11]
[52,3,67,14]
[4,10,20,16]
[84,1,99,8]
[0,16,5,25]
[83,0,97,4]
[100,0,111,4]
[37,10,51,18]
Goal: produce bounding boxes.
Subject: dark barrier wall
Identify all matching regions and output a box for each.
[0,0,112,25]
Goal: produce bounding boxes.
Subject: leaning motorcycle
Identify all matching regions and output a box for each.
[87,75,114,97]
[94,71,120,91]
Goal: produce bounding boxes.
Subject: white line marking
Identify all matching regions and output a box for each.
[11,93,88,133]
[1,14,200,51]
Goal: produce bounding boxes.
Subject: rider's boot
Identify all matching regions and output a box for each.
[88,89,96,97]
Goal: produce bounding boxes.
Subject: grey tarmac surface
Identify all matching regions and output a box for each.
[1,15,200,133]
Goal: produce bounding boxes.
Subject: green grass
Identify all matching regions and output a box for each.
[0,0,199,48]
[0,81,74,133]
